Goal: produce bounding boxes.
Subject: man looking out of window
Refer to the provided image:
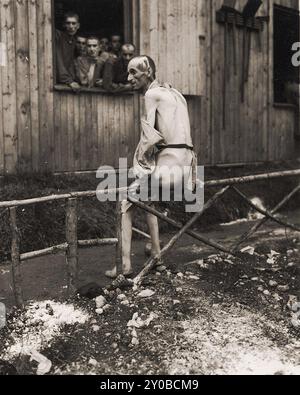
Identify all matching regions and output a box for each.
[56,12,81,92]
[103,44,136,93]
[100,37,110,53]
[109,34,122,58]
[75,35,87,58]
[75,37,109,88]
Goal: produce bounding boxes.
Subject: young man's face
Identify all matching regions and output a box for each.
[111,36,122,52]
[76,37,87,56]
[128,58,150,91]
[86,39,100,59]
[100,38,109,52]
[122,46,135,65]
[64,17,80,36]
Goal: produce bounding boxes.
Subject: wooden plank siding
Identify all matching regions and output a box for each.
[0,0,299,176]
[1,0,18,173]
[15,0,31,172]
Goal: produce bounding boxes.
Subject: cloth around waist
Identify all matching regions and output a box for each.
[156,144,194,151]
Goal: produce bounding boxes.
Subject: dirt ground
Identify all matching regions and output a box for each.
[1,217,300,375]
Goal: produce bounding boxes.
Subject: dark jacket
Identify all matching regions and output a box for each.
[55,30,76,85]
[75,54,109,88]
[103,57,132,92]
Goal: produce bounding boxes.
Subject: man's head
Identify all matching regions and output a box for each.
[127,56,157,91]
[121,44,136,65]
[110,35,122,53]
[99,38,109,52]
[86,37,100,59]
[63,12,80,36]
[76,35,87,56]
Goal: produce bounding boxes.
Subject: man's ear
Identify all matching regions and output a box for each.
[146,67,152,78]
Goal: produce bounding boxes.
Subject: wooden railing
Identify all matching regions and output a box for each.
[1,169,300,306]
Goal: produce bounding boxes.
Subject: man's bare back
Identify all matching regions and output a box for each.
[144,82,194,185]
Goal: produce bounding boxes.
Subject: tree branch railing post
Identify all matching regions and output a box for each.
[115,200,123,275]
[1,169,299,305]
[10,207,24,308]
[132,186,231,285]
[231,183,300,252]
[66,198,78,296]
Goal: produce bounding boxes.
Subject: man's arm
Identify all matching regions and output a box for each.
[56,30,80,91]
[102,58,116,92]
[74,58,88,86]
[56,30,73,85]
[145,90,160,127]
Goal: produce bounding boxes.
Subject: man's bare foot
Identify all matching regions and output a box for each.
[105,267,133,279]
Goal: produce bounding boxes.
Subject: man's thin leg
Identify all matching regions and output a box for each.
[146,212,161,257]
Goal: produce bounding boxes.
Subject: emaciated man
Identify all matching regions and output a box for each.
[105,56,196,278]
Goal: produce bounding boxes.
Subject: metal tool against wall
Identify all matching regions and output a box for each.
[241,0,263,101]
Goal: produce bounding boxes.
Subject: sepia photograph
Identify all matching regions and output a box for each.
[0,0,300,378]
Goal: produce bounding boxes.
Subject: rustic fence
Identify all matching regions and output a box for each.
[1,169,300,306]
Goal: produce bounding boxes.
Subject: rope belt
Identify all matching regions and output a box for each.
[157,144,194,151]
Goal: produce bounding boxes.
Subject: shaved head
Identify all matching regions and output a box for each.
[128,56,157,92]
[128,56,156,79]
[122,43,136,52]
[121,43,136,63]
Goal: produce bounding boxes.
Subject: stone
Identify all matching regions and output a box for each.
[271,267,281,273]
[291,315,300,329]
[131,337,139,346]
[137,290,156,298]
[273,294,282,302]
[96,308,104,315]
[287,295,299,312]
[241,246,255,255]
[263,290,271,296]
[89,358,98,367]
[268,250,280,259]
[46,304,54,316]
[189,275,200,280]
[269,280,278,288]
[287,262,295,268]
[278,285,290,292]
[95,296,107,309]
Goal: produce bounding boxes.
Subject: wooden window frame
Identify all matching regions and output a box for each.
[51,0,139,95]
[273,3,300,107]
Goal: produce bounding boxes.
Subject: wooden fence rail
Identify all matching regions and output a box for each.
[1,169,299,306]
